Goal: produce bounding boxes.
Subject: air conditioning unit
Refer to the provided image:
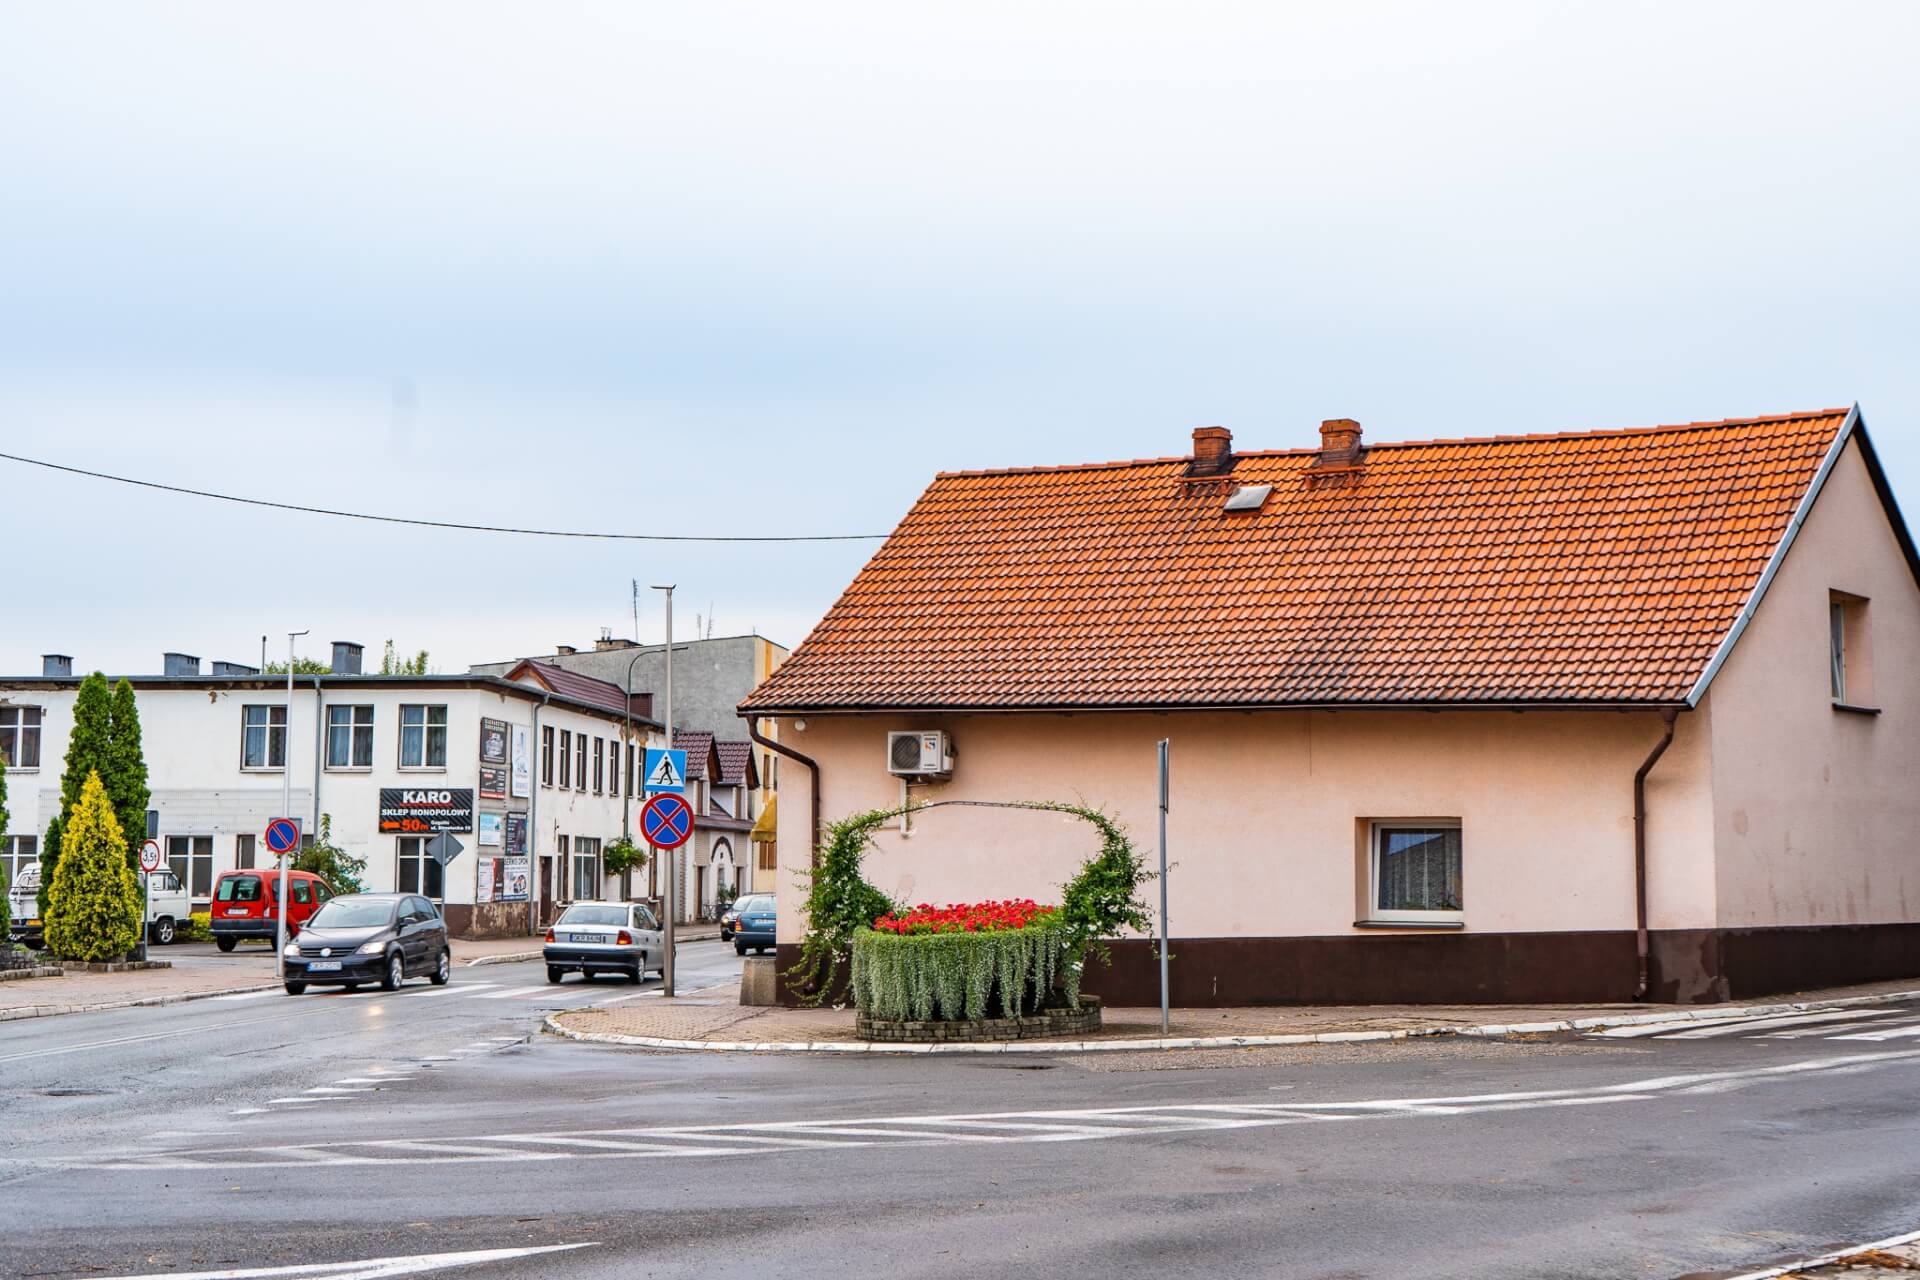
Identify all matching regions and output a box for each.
[887,730,953,779]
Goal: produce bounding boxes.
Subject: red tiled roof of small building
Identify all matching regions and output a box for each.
[503,660,638,719]
[741,409,1855,711]
[714,740,758,788]
[672,730,716,780]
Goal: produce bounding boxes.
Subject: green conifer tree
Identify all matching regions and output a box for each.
[40,673,113,917]
[107,680,151,872]
[37,815,61,921]
[43,771,140,962]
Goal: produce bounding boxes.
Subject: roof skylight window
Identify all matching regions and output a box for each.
[1223,484,1272,513]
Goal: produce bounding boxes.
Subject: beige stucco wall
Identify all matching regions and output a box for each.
[773,703,1716,939]
[1705,438,1920,927]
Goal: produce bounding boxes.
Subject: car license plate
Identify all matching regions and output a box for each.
[225,908,248,916]
[568,933,601,943]
[309,960,342,971]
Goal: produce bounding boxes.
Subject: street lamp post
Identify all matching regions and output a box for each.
[277,629,308,984]
[652,583,675,998]
[622,647,650,846]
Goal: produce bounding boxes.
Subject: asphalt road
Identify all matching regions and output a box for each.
[5,980,1920,1280]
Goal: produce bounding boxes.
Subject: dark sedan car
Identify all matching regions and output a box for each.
[731,894,775,956]
[281,893,451,995]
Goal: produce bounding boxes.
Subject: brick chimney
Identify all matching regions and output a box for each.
[1306,418,1365,489]
[1189,426,1233,477]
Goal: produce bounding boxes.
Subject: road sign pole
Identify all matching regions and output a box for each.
[278,629,307,984]
[1158,738,1170,1037]
[654,583,676,998]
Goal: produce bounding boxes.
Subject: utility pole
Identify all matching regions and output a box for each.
[277,630,308,983]
[653,583,676,997]
[1158,738,1170,1036]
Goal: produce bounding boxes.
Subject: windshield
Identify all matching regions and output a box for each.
[309,899,396,929]
[737,896,773,914]
[558,905,628,927]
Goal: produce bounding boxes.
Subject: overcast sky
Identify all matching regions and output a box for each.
[4,2,1917,676]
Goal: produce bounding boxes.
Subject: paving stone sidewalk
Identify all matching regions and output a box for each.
[0,934,554,1021]
[550,974,1920,1049]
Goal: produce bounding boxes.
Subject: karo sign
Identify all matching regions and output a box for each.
[640,793,694,850]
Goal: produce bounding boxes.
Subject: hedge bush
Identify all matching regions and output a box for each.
[852,918,1078,1021]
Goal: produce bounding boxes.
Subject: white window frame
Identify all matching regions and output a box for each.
[396,835,445,899]
[325,704,375,770]
[169,833,216,900]
[2,834,39,889]
[1367,820,1464,925]
[0,705,43,770]
[241,705,287,771]
[572,837,601,901]
[398,704,448,770]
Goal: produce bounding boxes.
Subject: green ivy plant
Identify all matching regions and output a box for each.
[785,799,1153,1012]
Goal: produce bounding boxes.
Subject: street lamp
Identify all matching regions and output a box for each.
[621,645,650,846]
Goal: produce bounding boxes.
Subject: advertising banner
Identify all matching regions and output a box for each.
[377,788,474,834]
[476,857,496,904]
[505,812,528,857]
[511,726,531,799]
[500,857,530,902]
[480,718,509,765]
[478,812,503,846]
[479,764,508,799]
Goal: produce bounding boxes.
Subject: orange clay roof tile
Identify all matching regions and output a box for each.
[743,410,1852,711]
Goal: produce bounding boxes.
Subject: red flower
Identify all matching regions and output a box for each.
[870,899,1057,935]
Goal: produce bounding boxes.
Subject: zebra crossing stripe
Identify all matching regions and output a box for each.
[1660,1009,1895,1039]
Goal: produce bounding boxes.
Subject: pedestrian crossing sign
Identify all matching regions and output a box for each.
[643,748,687,794]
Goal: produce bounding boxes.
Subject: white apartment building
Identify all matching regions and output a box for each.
[0,645,669,937]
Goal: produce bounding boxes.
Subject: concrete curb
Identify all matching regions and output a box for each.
[0,980,281,1022]
[1724,1226,1920,1279]
[542,986,1920,1056]
[464,951,543,968]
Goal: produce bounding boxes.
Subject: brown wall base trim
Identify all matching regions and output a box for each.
[777,925,1920,1009]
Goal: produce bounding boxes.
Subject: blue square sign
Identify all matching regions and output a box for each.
[643,748,687,794]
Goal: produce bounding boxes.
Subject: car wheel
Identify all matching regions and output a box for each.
[628,965,644,985]
[284,982,306,995]
[431,949,451,986]
[547,965,564,984]
[216,936,237,953]
[380,951,404,992]
[152,917,176,945]
[735,940,748,956]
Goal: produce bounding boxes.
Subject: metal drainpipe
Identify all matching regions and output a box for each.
[310,677,324,839]
[529,691,551,937]
[1633,708,1682,1000]
[744,716,822,869]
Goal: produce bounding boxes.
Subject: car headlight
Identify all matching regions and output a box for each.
[282,940,300,956]
[356,939,388,955]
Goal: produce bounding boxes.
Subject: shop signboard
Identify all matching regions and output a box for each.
[377,788,475,834]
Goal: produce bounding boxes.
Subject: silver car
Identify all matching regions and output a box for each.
[544,900,665,984]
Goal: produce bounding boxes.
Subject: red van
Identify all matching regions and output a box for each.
[209,870,334,952]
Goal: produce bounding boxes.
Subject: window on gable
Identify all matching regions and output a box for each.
[1368,822,1463,924]
[1830,591,1873,708]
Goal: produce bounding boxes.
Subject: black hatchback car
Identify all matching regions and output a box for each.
[281,893,451,995]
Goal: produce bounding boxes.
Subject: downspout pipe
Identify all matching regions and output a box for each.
[310,677,324,839]
[1634,708,1681,1000]
[529,691,551,937]
[745,716,822,870]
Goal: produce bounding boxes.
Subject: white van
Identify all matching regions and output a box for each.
[144,869,192,945]
[7,863,42,947]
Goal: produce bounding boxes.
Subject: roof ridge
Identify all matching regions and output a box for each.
[931,408,1851,480]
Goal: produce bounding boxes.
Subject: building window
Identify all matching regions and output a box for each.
[542,726,555,786]
[326,705,375,769]
[396,836,445,898]
[627,744,637,796]
[235,833,256,870]
[0,706,42,769]
[399,704,448,768]
[3,835,38,891]
[241,706,287,770]
[575,734,588,791]
[1831,592,1872,707]
[559,730,572,788]
[593,738,605,794]
[1368,822,1463,923]
[757,839,776,873]
[168,834,215,899]
[573,837,601,901]
[556,834,570,899]
[609,742,620,798]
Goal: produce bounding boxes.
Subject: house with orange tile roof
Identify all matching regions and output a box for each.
[743,407,1920,1005]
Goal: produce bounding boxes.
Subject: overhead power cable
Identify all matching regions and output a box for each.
[0,449,890,543]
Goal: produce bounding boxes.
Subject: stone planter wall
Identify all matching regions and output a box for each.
[857,995,1101,1043]
[61,959,172,973]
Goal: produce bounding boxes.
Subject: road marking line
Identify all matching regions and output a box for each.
[263,1098,321,1106]
[470,985,545,1000]
[304,1086,374,1095]
[1831,1023,1920,1042]
[83,1241,597,1279]
[1660,1009,1896,1039]
[332,1077,408,1085]
[209,990,278,1002]
[408,983,501,999]
[1762,1018,1918,1039]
